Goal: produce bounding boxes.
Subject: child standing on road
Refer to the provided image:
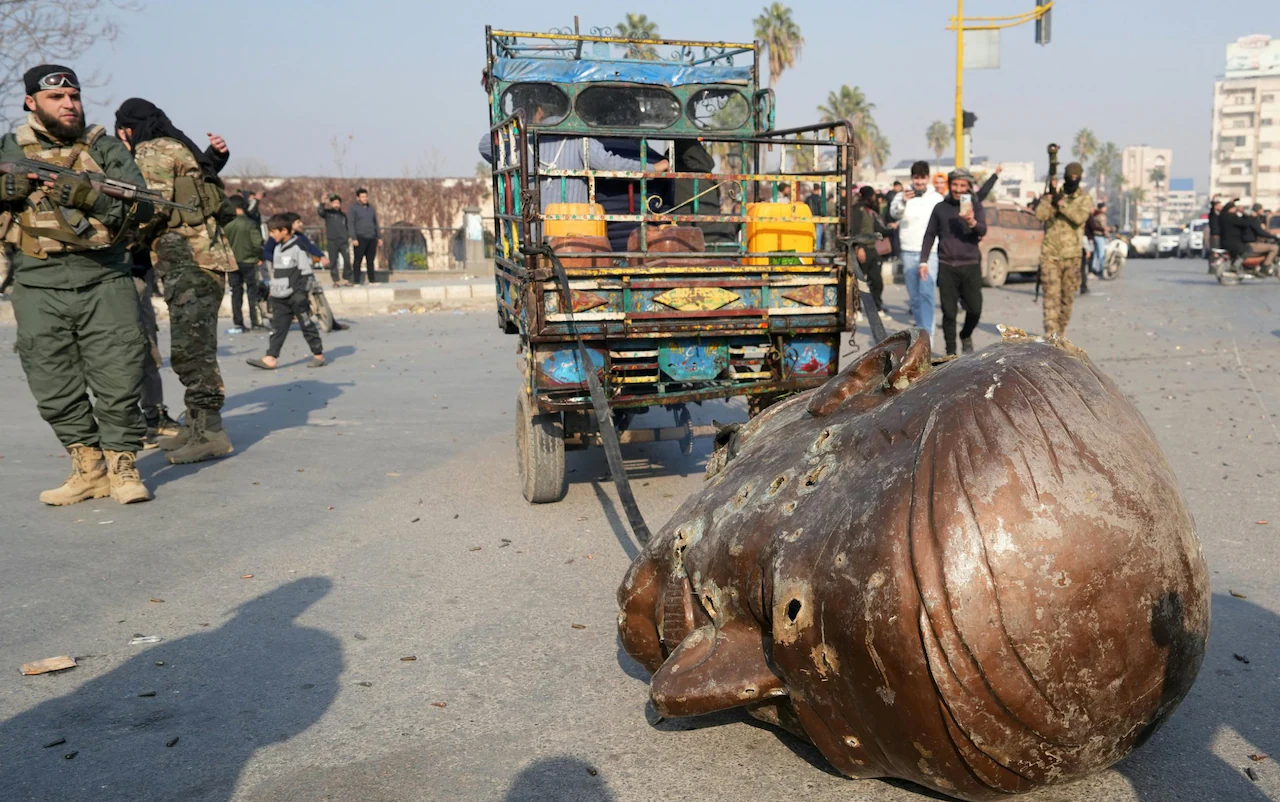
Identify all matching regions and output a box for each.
[247,214,326,370]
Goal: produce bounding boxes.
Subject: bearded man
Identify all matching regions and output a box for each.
[0,65,154,505]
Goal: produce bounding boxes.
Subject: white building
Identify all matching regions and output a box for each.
[1209,34,1280,210]
[1121,145,1173,230]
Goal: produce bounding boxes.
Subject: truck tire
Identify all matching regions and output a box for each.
[983,250,1009,288]
[516,390,566,503]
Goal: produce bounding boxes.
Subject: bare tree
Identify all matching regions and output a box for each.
[0,0,140,129]
[330,134,354,178]
[230,157,272,180]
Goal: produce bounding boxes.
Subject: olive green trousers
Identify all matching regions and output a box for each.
[11,275,147,452]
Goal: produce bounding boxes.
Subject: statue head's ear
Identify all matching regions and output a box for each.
[807,328,932,418]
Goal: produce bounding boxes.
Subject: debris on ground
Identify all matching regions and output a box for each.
[20,656,76,675]
[129,636,163,646]
[1230,590,1248,598]
[1249,753,1269,761]
[357,681,373,687]
[400,656,417,662]
[571,623,586,630]
[165,736,180,748]
[43,738,65,748]
[1233,653,1251,664]
[241,574,254,579]
[1246,767,1259,781]
[430,701,447,708]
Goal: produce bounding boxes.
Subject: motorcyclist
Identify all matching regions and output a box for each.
[1218,201,1248,270]
[1242,203,1279,272]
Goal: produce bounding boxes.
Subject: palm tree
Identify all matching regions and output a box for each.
[1148,166,1166,188]
[867,129,891,173]
[1093,141,1122,205]
[926,120,950,160]
[1072,128,1099,172]
[754,3,804,87]
[617,13,660,60]
[817,86,886,176]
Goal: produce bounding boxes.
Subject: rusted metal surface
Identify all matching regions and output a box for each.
[617,328,1209,801]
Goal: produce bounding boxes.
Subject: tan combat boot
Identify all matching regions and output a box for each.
[39,444,111,506]
[103,450,153,504]
[165,409,233,465]
[157,408,193,452]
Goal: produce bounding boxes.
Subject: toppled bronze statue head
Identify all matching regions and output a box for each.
[618,328,1208,801]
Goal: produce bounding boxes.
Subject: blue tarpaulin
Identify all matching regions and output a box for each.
[492,57,751,87]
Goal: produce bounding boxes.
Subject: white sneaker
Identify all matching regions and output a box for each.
[225,326,244,335]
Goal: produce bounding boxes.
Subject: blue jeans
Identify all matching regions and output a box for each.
[1092,236,1107,275]
[901,250,938,343]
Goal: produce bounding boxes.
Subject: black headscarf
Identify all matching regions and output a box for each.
[114,97,221,184]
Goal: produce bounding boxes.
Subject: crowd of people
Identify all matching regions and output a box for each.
[835,159,1116,355]
[0,64,341,506]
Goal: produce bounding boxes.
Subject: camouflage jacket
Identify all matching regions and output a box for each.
[134,137,235,273]
[1034,188,1093,260]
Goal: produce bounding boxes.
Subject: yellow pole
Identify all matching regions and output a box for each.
[955,0,965,169]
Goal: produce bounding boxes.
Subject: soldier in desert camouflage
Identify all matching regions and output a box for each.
[1034,161,1093,337]
[115,98,237,465]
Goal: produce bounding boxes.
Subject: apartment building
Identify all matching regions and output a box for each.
[1209,34,1280,209]
[1121,146,1172,230]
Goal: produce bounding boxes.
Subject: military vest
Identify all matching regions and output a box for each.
[4,123,115,258]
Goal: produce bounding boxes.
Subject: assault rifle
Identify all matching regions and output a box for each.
[0,158,196,212]
[1033,143,1059,302]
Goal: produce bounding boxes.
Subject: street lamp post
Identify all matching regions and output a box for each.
[948,1,1054,170]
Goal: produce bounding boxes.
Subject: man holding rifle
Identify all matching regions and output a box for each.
[0,65,157,505]
[1035,160,1093,337]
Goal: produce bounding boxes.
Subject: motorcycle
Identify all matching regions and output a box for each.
[1101,235,1126,280]
[1209,248,1276,285]
[255,273,337,333]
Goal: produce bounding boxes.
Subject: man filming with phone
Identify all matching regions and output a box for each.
[1034,161,1093,337]
[920,169,987,357]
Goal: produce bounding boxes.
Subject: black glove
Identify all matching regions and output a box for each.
[49,172,101,211]
[0,172,35,202]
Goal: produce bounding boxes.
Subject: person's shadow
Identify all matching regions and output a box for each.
[143,378,352,488]
[1117,591,1278,800]
[0,577,342,802]
[503,756,615,802]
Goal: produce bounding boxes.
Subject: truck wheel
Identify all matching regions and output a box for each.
[983,251,1009,288]
[516,391,566,503]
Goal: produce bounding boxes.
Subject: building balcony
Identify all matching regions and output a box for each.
[1221,104,1256,115]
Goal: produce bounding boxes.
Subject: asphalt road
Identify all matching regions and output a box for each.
[0,257,1277,802]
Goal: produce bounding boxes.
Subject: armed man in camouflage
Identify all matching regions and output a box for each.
[115,98,236,465]
[1034,161,1093,337]
[0,65,154,505]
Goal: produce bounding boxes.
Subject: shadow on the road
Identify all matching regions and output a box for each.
[143,379,352,489]
[277,343,356,369]
[0,577,341,802]
[590,481,640,562]
[1116,592,1278,800]
[503,756,614,801]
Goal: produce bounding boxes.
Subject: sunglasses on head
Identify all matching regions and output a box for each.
[36,73,80,90]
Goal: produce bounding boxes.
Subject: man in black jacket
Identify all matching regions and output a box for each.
[318,194,351,285]
[1207,197,1222,272]
[920,169,987,356]
[348,188,380,284]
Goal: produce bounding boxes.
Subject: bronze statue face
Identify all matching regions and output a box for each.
[618,329,1209,801]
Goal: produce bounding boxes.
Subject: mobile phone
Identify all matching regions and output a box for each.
[959,193,973,217]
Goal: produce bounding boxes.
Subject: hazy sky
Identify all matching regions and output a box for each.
[69,0,1272,186]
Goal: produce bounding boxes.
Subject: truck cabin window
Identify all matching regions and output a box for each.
[500,83,571,126]
[577,86,681,129]
[688,88,750,130]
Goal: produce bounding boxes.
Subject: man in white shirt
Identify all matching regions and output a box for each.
[889,160,944,346]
